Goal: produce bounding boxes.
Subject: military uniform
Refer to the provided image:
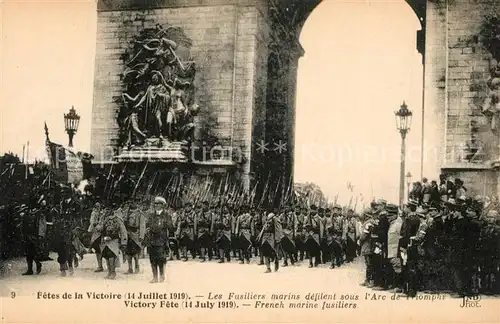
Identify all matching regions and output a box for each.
[323,208,342,269]
[55,197,80,276]
[235,207,254,263]
[280,210,297,266]
[343,209,358,263]
[21,204,47,275]
[176,204,195,261]
[212,206,233,263]
[87,203,105,272]
[258,213,283,273]
[195,203,213,261]
[304,206,324,268]
[123,203,145,273]
[144,197,171,283]
[294,208,306,261]
[100,209,128,280]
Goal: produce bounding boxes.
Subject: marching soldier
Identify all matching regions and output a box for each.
[235,206,254,264]
[212,204,233,263]
[343,208,358,263]
[195,201,213,262]
[100,205,128,280]
[176,202,195,261]
[21,199,47,275]
[123,199,146,274]
[144,197,171,283]
[294,206,307,262]
[280,207,297,267]
[253,208,266,265]
[55,188,79,277]
[258,212,283,273]
[324,206,343,269]
[304,205,324,268]
[87,202,105,272]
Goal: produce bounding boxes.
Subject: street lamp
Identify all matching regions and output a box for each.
[406,171,412,201]
[64,106,80,147]
[395,101,413,207]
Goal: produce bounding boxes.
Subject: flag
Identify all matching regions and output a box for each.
[45,140,85,184]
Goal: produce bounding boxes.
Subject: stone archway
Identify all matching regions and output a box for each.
[92,0,499,204]
[254,0,427,206]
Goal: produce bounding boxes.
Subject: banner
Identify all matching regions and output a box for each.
[45,140,85,184]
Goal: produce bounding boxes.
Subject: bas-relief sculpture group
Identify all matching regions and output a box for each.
[117,24,200,149]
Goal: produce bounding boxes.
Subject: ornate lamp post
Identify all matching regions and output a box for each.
[395,101,413,207]
[406,171,412,202]
[64,106,80,147]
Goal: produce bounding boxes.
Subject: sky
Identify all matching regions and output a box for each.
[1,0,423,205]
[295,0,423,205]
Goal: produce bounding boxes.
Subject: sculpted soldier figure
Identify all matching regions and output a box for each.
[100,206,128,280]
[87,202,105,272]
[123,199,146,274]
[144,197,171,283]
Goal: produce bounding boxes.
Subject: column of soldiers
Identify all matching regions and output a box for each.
[82,198,364,278]
[14,178,500,297]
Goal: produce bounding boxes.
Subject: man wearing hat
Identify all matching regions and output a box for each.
[279,207,297,267]
[20,200,47,275]
[144,196,171,283]
[87,202,105,272]
[293,206,307,262]
[359,208,378,287]
[303,205,324,268]
[123,199,146,274]
[235,206,254,264]
[257,212,283,273]
[176,202,196,261]
[99,206,128,280]
[211,204,233,263]
[194,201,213,262]
[324,206,343,269]
[343,208,358,264]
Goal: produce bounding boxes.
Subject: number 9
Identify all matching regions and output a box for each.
[11,291,16,299]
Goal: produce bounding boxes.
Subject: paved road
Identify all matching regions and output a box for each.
[0,253,497,324]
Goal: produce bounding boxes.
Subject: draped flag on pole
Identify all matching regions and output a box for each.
[44,123,93,185]
[45,140,83,184]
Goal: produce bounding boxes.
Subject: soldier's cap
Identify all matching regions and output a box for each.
[310,205,317,210]
[333,204,342,210]
[325,208,331,213]
[375,199,387,205]
[318,207,325,213]
[362,208,373,217]
[202,201,209,206]
[446,198,457,206]
[154,196,167,205]
[386,204,399,214]
[486,210,499,218]
[406,199,418,207]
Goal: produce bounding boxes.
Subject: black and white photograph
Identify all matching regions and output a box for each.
[0,0,499,323]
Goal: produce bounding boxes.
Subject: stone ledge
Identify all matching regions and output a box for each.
[441,163,493,171]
